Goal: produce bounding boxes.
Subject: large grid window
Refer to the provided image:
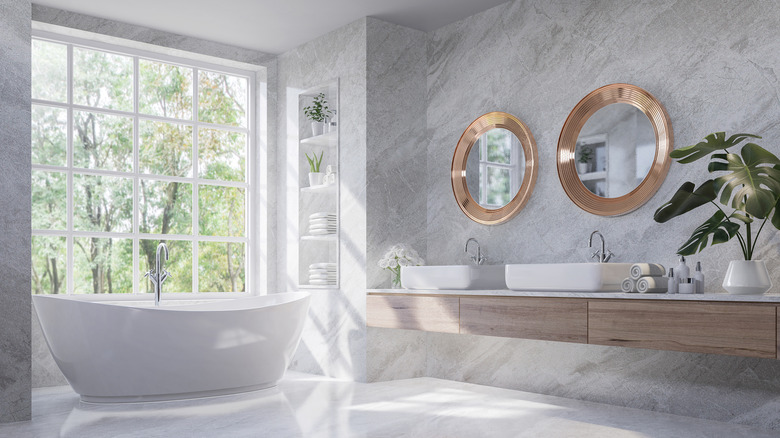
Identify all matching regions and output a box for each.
[31,35,253,295]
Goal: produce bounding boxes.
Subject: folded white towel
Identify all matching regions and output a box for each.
[636,276,667,293]
[621,278,635,293]
[630,263,666,280]
[309,212,337,219]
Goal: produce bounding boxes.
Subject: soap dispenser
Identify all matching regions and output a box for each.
[674,256,690,282]
[693,261,704,294]
[667,268,677,294]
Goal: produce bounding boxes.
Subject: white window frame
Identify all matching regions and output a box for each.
[31,29,257,300]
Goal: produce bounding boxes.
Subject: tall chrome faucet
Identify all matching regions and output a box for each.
[588,231,613,263]
[465,238,486,265]
[144,242,171,306]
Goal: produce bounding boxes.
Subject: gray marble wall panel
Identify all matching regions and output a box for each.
[365,19,428,289]
[363,19,429,382]
[277,19,368,381]
[0,0,32,423]
[31,309,65,388]
[381,0,780,430]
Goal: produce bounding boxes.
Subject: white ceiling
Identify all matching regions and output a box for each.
[33,0,508,54]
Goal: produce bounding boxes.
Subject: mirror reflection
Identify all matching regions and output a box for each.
[465,128,526,208]
[574,103,655,198]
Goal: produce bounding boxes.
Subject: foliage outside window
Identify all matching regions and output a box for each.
[31,36,253,295]
[477,129,523,207]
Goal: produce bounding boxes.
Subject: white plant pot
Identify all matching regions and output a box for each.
[577,162,590,174]
[722,260,772,295]
[311,122,323,137]
[308,172,324,187]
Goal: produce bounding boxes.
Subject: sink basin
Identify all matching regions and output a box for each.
[505,263,633,292]
[401,265,506,290]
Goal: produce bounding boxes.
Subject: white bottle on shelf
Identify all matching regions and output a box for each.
[693,261,704,294]
[674,256,690,283]
[667,268,677,294]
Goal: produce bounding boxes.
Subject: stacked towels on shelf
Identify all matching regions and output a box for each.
[622,263,667,293]
[309,263,336,286]
[308,212,337,236]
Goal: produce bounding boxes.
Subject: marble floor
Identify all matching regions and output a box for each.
[1,372,775,438]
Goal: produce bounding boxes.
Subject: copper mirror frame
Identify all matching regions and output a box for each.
[451,112,538,225]
[557,83,673,216]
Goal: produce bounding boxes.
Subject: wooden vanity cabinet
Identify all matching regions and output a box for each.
[589,301,777,358]
[366,295,459,333]
[460,297,587,343]
[366,293,780,359]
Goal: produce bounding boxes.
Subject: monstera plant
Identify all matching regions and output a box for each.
[654,132,780,295]
[654,132,780,260]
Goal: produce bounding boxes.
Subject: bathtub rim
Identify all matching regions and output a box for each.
[32,291,310,312]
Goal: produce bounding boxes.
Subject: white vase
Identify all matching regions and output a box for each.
[308,172,324,187]
[722,260,772,295]
[311,122,323,137]
[577,162,589,174]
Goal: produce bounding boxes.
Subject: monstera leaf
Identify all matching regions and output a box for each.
[708,143,780,219]
[654,180,717,223]
[677,210,741,256]
[670,132,761,164]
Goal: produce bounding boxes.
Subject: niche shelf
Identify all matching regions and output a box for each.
[300,130,338,146]
[301,234,337,242]
[298,80,339,290]
[300,185,336,194]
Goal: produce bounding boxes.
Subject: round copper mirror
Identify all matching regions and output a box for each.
[557,83,673,216]
[452,112,538,225]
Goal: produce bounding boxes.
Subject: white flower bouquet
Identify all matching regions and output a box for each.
[377,244,424,288]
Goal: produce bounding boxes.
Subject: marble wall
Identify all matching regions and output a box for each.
[276,19,368,380]
[0,0,32,423]
[369,0,780,431]
[365,20,428,289]
[277,17,428,381]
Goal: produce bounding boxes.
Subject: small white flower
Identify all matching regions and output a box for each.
[398,258,410,267]
[388,259,398,269]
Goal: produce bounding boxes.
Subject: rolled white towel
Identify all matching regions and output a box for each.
[621,277,635,293]
[636,276,667,293]
[630,263,666,280]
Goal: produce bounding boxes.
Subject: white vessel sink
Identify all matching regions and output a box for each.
[401,265,506,290]
[505,263,633,292]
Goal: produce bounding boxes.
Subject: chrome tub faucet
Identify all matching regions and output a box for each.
[144,242,171,306]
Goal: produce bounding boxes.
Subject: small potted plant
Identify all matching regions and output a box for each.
[303,93,333,137]
[654,132,780,294]
[577,145,593,174]
[305,151,324,187]
[377,244,424,288]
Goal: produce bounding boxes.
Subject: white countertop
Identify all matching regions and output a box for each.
[367,288,780,303]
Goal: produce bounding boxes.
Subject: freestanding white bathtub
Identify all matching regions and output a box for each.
[33,292,310,403]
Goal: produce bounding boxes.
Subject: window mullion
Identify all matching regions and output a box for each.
[133,55,140,295]
[66,42,74,296]
[193,67,200,294]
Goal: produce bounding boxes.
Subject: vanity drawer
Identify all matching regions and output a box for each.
[589,301,776,358]
[366,295,459,333]
[460,297,587,343]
